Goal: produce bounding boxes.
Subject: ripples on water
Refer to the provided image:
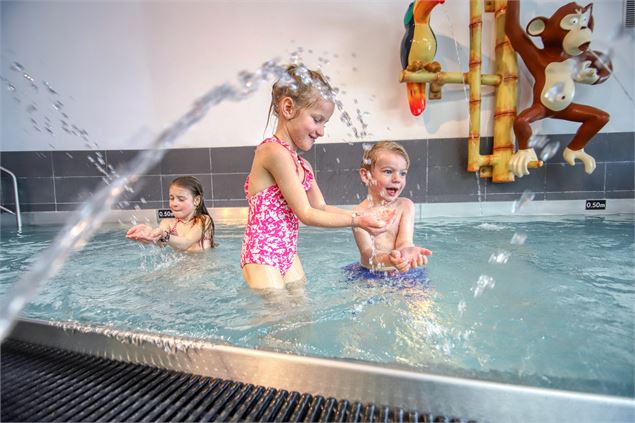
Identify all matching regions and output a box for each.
[0,215,633,397]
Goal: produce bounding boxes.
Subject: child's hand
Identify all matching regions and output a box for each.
[388,250,411,273]
[399,246,432,268]
[356,208,396,236]
[126,224,162,244]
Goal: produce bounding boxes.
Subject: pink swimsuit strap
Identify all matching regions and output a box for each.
[243,137,313,197]
[240,136,314,275]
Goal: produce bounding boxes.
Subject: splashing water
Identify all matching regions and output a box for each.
[474,172,483,215]
[510,232,527,245]
[539,141,560,162]
[586,48,635,107]
[457,300,466,317]
[0,59,351,342]
[511,189,535,214]
[527,134,548,149]
[472,275,495,298]
[488,250,510,265]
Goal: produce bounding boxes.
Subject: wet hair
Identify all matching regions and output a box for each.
[265,64,334,130]
[170,176,215,248]
[360,141,410,171]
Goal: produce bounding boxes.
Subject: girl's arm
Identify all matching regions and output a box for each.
[305,170,352,215]
[263,144,390,234]
[158,218,206,251]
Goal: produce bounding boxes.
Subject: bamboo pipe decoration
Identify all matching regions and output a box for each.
[467,0,483,174]
[399,0,543,182]
[400,70,500,86]
[488,0,520,181]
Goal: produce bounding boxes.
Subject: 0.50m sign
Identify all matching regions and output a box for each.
[585,200,607,210]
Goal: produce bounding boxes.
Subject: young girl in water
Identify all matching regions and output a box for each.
[127,176,215,252]
[241,64,392,290]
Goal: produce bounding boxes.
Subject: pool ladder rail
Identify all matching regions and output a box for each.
[0,166,22,232]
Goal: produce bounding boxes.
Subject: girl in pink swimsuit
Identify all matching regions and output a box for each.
[240,65,392,289]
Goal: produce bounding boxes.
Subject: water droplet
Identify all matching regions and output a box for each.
[43,80,58,95]
[472,275,495,297]
[6,83,15,92]
[140,197,147,204]
[488,250,511,264]
[510,232,527,245]
[335,157,340,163]
[53,100,64,110]
[457,300,466,317]
[26,104,37,113]
[528,134,548,149]
[540,141,560,161]
[511,190,535,213]
[11,62,24,72]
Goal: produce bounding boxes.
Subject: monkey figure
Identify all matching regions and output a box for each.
[505,1,612,177]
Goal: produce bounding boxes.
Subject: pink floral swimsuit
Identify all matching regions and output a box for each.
[240,137,314,275]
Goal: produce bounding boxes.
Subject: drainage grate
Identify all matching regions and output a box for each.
[1,339,470,422]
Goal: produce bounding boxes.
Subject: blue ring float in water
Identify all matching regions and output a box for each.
[343,263,430,288]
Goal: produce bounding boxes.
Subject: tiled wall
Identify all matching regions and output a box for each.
[1,132,633,212]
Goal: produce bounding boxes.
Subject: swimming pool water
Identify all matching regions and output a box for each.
[1,215,633,398]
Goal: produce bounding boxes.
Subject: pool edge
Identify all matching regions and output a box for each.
[7,317,635,423]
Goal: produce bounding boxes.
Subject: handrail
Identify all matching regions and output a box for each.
[0,166,22,232]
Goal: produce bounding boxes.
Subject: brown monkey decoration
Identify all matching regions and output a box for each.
[505,1,612,177]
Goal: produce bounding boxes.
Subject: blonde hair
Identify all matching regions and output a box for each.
[361,141,410,171]
[266,64,334,129]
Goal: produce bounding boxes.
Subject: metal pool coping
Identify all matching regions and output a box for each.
[2,199,633,227]
[6,318,634,423]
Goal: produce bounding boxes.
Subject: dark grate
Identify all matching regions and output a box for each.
[1,339,471,422]
[626,0,635,28]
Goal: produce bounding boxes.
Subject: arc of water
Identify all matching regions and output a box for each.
[0,60,293,342]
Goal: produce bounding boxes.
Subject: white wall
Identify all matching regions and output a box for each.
[1,0,633,152]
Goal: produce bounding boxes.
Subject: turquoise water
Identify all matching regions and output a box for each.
[1,215,633,397]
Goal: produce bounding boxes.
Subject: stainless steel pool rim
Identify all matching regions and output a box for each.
[8,318,634,423]
[2,199,634,227]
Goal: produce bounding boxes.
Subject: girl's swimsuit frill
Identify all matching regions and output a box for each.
[343,263,430,288]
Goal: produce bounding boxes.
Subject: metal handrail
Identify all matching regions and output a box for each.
[0,166,22,232]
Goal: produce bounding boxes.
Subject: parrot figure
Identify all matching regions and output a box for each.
[400,0,445,116]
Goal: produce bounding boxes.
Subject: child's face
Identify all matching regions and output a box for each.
[363,151,408,204]
[169,184,199,220]
[284,94,334,151]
